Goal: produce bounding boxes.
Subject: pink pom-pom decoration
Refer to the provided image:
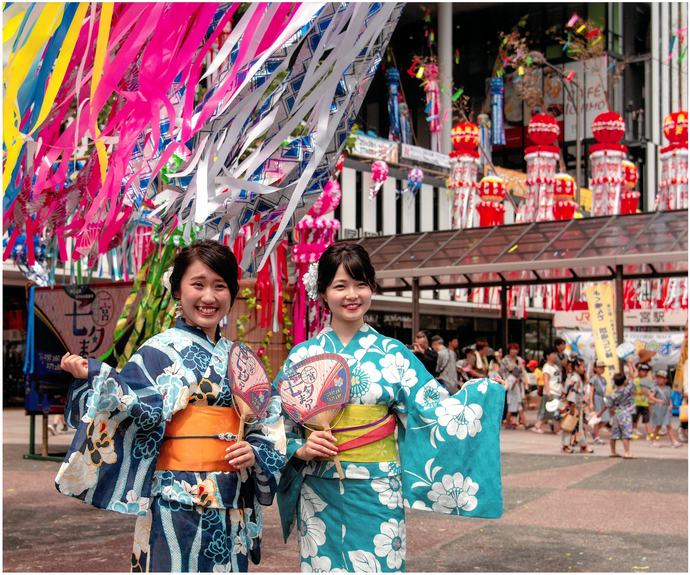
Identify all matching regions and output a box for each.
[369,160,389,199]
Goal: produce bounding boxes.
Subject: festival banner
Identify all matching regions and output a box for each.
[25,282,136,414]
[585,281,618,393]
[351,134,399,163]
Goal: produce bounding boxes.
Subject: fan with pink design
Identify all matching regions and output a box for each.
[228,342,273,441]
[276,354,351,479]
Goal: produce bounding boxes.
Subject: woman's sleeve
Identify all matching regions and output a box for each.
[244,391,287,506]
[390,345,505,519]
[55,339,186,515]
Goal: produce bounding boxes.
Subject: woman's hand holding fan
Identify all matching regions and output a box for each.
[276,354,351,480]
[228,342,273,442]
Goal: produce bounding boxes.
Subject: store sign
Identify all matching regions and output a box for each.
[554,309,688,329]
[563,55,608,140]
[400,143,450,169]
[351,134,399,163]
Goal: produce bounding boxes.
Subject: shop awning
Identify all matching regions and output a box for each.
[354,210,688,291]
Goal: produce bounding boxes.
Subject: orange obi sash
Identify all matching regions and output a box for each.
[156,405,240,472]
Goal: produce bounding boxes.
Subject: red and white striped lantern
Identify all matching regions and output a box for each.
[589,111,627,216]
[522,114,560,222]
[450,121,480,228]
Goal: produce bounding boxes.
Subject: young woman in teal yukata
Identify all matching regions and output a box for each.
[276,243,505,572]
[58,241,286,572]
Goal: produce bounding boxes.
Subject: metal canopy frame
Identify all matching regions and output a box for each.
[355,210,689,292]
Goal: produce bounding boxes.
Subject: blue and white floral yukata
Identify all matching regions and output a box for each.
[55,318,286,572]
[276,324,504,572]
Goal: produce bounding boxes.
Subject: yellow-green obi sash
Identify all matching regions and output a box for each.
[306,404,397,462]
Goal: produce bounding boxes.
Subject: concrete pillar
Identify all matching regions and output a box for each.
[438,3,453,154]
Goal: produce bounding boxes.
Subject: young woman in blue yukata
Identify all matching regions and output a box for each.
[276,243,505,572]
[57,240,286,572]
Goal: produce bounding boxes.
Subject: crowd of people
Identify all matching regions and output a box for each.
[412,332,688,458]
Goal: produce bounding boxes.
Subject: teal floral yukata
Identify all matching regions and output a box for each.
[55,318,286,572]
[276,324,504,572]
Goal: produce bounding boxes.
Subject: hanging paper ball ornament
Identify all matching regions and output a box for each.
[552,173,577,221]
[476,175,506,226]
[369,160,389,199]
[451,122,480,156]
[403,167,424,196]
[622,160,638,189]
[527,113,560,146]
[592,111,625,144]
[620,189,640,215]
[663,111,689,145]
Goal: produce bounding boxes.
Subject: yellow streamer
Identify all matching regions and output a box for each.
[3,10,25,44]
[91,3,114,184]
[3,3,64,193]
[30,3,89,134]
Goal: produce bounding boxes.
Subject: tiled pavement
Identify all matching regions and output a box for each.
[3,408,687,572]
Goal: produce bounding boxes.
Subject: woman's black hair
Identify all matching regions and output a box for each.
[317,243,378,295]
[170,240,240,304]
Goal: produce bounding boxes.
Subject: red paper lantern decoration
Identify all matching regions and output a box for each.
[527,113,560,146]
[476,176,506,226]
[592,111,625,144]
[552,173,577,221]
[663,111,688,145]
[451,122,480,156]
[620,190,640,215]
[621,160,638,189]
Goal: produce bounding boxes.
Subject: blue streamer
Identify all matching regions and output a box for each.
[23,286,35,375]
[385,67,401,140]
[490,77,506,146]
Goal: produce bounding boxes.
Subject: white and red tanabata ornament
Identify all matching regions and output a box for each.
[620,160,640,215]
[552,173,577,220]
[658,111,688,210]
[523,114,560,222]
[476,175,506,227]
[450,121,480,229]
[589,111,627,216]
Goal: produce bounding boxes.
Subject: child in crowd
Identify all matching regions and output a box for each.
[589,361,609,444]
[632,363,655,441]
[649,369,683,448]
[601,369,635,459]
[561,357,593,453]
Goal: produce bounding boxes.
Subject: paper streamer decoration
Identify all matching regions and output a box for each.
[490,77,506,146]
[277,353,351,479]
[386,67,402,141]
[228,341,273,441]
[3,2,404,286]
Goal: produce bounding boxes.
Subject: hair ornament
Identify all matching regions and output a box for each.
[303,261,319,301]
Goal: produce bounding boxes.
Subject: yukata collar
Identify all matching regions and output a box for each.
[174,317,221,345]
[319,322,377,351]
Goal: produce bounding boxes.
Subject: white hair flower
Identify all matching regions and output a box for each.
[302,262,319,301]
[161,267,173,292]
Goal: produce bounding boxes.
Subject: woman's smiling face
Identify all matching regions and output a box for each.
[176,259,232,338]
[322,264,372,326]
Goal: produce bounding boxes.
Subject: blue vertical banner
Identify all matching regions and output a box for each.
[490,77,506,146]
[385,67,401,141]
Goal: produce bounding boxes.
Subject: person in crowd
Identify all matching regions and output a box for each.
[649,369,683,448]
[601,370,635,459]
[532,348,562,434]
[276,243,504,572]
[466,340,490,379]
[501,343,527,430]
[554,337,569,381]
[561,357,593,453]
[632,363,655,440]
[412,330,438,375]
[448,336,460,387]
[431,335,458,394]
[589,361,610,445]
[58,240,286,572]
